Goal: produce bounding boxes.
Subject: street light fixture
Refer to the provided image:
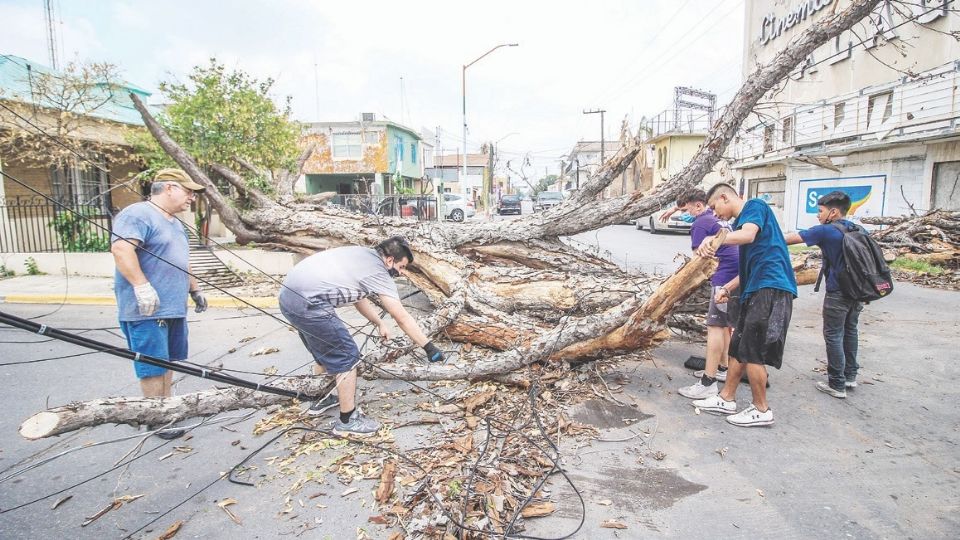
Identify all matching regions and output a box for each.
[462,43,518,201]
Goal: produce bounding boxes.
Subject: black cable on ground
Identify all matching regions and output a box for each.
[0,310,318,401]
[0,438,175,514]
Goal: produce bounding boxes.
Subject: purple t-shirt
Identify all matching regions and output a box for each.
[691,208,739,286]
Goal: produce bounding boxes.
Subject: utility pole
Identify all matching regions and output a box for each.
[485,142,495,212]
[43,0,59,70]
[583,108,606,164]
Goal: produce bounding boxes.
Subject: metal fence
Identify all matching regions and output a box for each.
[0,196,113,253]
[327,194,440,221]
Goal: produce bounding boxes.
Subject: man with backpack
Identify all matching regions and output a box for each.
[785,190,893,399]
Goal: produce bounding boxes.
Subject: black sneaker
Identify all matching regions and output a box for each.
[307,393,339,416]
[683,355,706,370]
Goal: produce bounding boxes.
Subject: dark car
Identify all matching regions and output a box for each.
[497,195,522,215]
[535,191,564,211]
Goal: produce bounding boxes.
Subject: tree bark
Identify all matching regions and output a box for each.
[19,377,333,440]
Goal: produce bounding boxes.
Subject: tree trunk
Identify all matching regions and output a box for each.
[18,0,882,439]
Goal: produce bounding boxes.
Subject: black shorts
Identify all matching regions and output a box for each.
[729,288,794,369]
[706,286,740,328]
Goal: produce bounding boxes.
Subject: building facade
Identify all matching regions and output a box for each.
[0,55,150,253]
[730,0,960,230]
[300,116,426,196]
[425,152,489,199]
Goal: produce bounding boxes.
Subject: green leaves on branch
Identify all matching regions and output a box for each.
[128,58,301,189]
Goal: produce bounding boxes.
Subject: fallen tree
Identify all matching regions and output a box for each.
[862,210,960,266]
[17,0,885,439]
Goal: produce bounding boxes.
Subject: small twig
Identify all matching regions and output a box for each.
[596,429,643,443]
[593,364,629,407]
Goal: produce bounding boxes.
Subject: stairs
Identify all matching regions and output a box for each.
[187,230,244,290]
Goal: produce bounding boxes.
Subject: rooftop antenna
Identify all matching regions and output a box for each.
[43,0,59,69]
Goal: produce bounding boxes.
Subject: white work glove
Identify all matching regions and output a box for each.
[133,282,159,317]
[190,289,208,313]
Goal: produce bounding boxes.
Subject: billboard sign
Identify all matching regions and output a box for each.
[796,175,887,230]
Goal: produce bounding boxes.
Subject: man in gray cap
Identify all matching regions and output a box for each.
[110,168,208,439]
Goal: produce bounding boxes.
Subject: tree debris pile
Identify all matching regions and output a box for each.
[862,211,960,260]
[863,211,960,290]
[246,367,617,538]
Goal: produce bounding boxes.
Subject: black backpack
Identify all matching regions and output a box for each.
[814,221,894,302]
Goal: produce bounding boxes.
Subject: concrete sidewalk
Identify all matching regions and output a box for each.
[0,275,278,308]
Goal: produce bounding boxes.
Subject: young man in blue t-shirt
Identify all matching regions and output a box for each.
[694,183,797,427]
[662,189,740,400]
[784,191,862,399]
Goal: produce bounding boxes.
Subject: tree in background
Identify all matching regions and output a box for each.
[128,58,301,194]
[0,59,133,170]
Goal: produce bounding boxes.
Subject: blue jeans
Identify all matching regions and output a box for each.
[822,292,863,390]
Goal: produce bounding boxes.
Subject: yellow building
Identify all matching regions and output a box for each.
[646,102,726,192]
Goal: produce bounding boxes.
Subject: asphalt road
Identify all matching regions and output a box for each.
[1,231,958,539]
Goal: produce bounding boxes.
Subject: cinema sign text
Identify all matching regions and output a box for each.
[759,0,834,47]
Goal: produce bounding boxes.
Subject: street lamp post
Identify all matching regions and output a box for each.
[462,43,518,207]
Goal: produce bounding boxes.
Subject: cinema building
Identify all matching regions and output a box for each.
[730,0,959,231]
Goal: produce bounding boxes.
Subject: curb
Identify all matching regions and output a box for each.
[0,295,279,309]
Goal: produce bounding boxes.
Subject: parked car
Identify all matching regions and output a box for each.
[443,193,476,222]
[635,202,693,234]
[497,194,522,215]
[535,191,564,211]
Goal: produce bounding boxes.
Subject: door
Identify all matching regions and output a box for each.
[932,161,960,211]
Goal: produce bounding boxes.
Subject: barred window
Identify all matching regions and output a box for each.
[50,163,110,213]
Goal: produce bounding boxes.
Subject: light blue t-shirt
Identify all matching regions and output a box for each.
[111,202,190,321]
[734,198,798,301]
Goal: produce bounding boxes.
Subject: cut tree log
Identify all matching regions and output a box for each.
[19,377,333,440]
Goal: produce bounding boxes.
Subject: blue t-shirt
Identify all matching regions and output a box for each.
[733,198,797,301]
[798,219,854,293]
[111,202,190,321]
[690,208,739,286]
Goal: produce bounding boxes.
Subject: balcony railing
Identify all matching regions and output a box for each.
[645,109,714,139]
[732,61,960,163]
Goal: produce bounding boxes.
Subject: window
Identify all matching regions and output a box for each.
[394,136,404,161]
[662,147,668,169]
[781,116,794,145]
[763,124,775,152]
[50,163,110,212]
[748,178,786,209]
[332,133,362,159]
[833,102,846,129]
[363,131,379,145]
[867,91,893,128]
[410,143,417,164]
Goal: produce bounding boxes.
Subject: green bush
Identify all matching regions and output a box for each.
[50,209,110,252]
[24,257,42,275]
[0,265,14,278]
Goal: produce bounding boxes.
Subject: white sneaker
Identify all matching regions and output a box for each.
[691,394,737,415]
[816,381,847,399]
[844,381,858,389]
[678,381,719,399]
[726,404,774,427]
[692,369,727,382]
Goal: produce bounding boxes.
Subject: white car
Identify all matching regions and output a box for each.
[442,193,476,222]
[635,202,693,234]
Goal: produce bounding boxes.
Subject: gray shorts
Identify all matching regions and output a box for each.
[706,286,739,328]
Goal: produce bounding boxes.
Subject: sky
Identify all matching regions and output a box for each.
[0,0,747,176]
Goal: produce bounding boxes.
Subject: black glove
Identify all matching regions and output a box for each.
[190,289,208,313]
[423,341,445,363]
